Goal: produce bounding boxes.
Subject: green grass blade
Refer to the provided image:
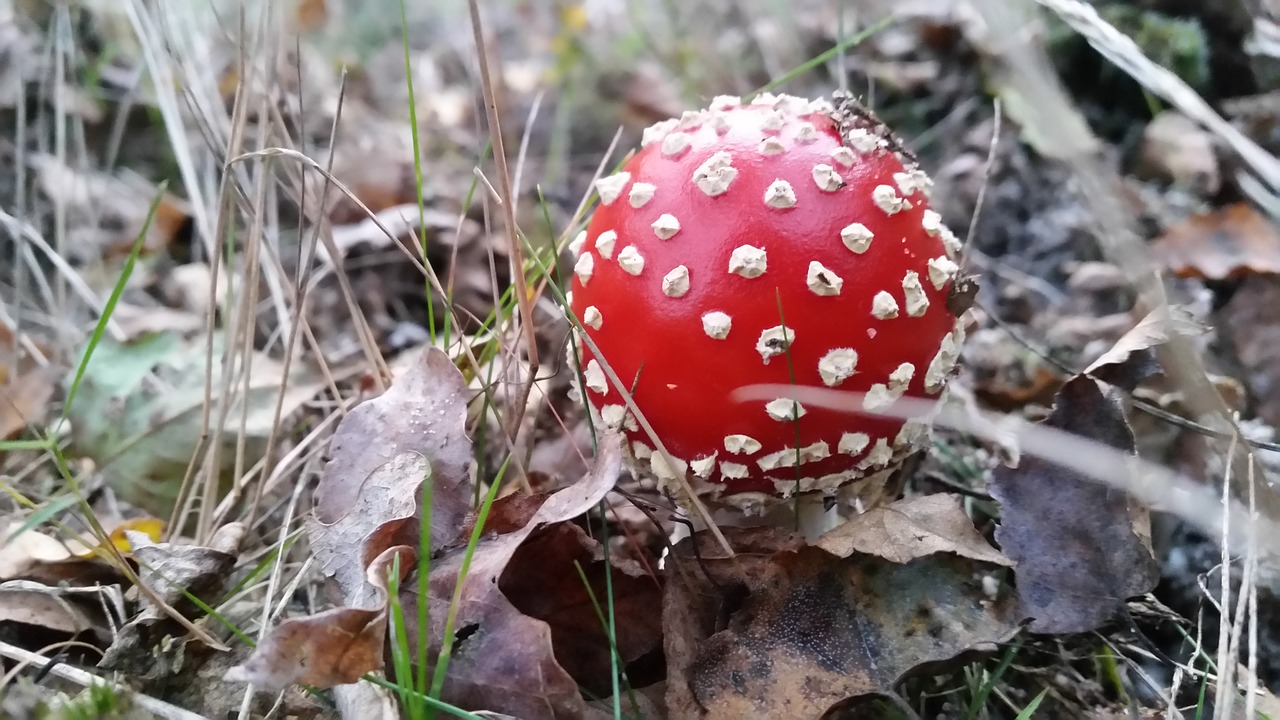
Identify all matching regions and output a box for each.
[62,182,167,421]
[966,636,1023,719]
[388,553,426,720]
[399,0,441,345]
[5,493,80,543]
[0,438,54,452]
[1014,688,1049,719]
[427,454,512,700]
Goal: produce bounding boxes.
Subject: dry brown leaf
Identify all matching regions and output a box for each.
[1150,203,1280,280]
[410,433,626,720]
[665,526,1018,718]
[0,580,108,640]
[0,523,124,588]
[128,523,243,607]
[99,523,244,673]
[227,430,626,715]
[226,347,476,692]
[817,493,1014,567]
[30,155,189,262]
[0,525,89,579]
[309,346,475,601]
[1084,305,1205,390]
[0,368,55,442]
[0,323,55,441]
[990,375,1159,634]
[501,521,664,697]
[973,364,1064,412]
[1221,275,1280,429]
[967,327,1066,412]
[224,544,413,690]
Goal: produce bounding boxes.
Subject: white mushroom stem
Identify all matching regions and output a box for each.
[792,493,843,541]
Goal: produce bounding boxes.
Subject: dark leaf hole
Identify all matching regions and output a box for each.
[453,623,480,650]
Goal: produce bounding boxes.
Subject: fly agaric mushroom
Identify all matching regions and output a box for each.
[567,91,968,515]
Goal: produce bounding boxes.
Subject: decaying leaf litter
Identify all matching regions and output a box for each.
[5,0,1280,718]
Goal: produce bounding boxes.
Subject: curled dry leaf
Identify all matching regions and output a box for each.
[990,375,1159,634]
[309,346,474,601]
[500,521,664,697]
[0,579,114,642]
[99,523,245,672]
[411,433,627,720]
[665,523,1019,719]
[1084,305,1205,390]
[129,522,245,606]
[224,545,414,690]
[0,522,134,588]
[227,428,629,718]
[817,493,1015,567]
[1150,203,1280,280]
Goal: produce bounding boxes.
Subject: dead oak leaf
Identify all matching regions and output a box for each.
[225,545,414,690]
[990,375,1159,634]
[665,529,1019,719]
[99,523,245,673]
[225,432,625,712]
[817,493,1014,567]
[0,580,111,641]
[408,433,625,720]
[501,521,664,697]
[309,346,474,601]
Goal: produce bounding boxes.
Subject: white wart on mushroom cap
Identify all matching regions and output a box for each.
[568,91,967,505]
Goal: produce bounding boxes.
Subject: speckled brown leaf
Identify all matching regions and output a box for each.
[224,545,413,690]
[309,346,474,600]
[990,375,1159,634]
[817,493,1014,567]
[665,527,1018,719]
[1150,203,1280,280]
[225,347,476,691]
[406,433,626,720]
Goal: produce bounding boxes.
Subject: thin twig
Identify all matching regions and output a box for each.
[979,300,1280,454]
[0,640,206,720]
[467,0,542,444]
[959,98,1001,274]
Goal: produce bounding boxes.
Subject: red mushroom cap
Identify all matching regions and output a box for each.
[567,92,967,510]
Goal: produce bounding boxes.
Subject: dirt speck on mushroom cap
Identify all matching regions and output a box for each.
[568,93,966,499]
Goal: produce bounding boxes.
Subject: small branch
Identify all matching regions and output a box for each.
[0,640,206,720]
[467,0,542,442]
